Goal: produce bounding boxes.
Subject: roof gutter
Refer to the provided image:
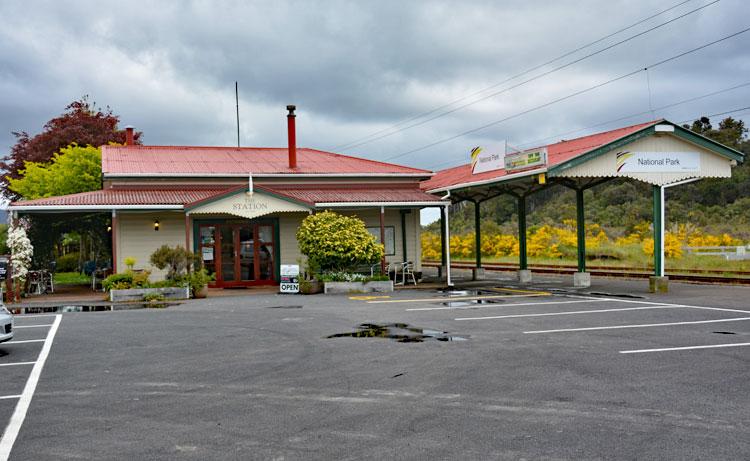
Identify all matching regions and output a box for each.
[9,204,184,212]
[315,201,450,208]
[103,172,434,179]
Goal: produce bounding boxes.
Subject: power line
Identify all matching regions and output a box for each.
[384,26,750,162]
[514,81,750,149]
[333,0,717,152]
[331,0,696,151]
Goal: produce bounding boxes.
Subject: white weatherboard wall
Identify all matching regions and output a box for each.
[117,212,185,279]
[278,212,308,267]
[558,134,732,185]
[339,208,422,271]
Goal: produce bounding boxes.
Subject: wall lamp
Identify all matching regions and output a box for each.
[154,219,160,231]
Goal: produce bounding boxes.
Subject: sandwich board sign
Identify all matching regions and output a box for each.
[280,264,299,294]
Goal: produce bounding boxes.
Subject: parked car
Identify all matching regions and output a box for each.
[0,305,13,343]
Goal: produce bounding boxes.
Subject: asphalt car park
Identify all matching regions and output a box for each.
[1,278,749,460]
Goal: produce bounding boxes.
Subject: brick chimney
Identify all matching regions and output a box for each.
[125,125,134,146]
[287,105,297,169]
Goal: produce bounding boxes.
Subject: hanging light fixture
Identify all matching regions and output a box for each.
[154,219,160,231]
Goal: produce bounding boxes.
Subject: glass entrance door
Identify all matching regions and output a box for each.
[199,221,275,287]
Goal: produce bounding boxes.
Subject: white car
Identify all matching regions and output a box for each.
[0,305,13,343]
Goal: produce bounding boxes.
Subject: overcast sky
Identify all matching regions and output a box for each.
[1,0,748,221]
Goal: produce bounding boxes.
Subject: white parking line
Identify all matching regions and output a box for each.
[3,339,45,344]
[0,362,35,368]
[13,325,52,329]
[455,305,680,321]
[11,314,58,318]
[620,342,750,354]
[0,396,21,401]
[568,295,750,314]
[407,298,619,312]
[370,293,547,304]
[524,317,750,334]
[0,314,62,461]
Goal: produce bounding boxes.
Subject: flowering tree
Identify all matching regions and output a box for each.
[296,211,384,273]
[7,223,33,298]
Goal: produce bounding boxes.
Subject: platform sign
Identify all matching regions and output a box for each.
[280,264,299,294]
[616,151,701,173]
[0,256,8,282]
[504,147,547,172]
[471,142,506,174]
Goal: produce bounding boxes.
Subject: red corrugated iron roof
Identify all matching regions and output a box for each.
[269,184,444,204]
[10,184,443,209]
[421,120,660,191]
[9,188,229,207]
[102,146,432,177]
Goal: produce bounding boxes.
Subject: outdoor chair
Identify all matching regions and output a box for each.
[400,261,417,286]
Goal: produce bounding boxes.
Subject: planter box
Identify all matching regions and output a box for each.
[110,286,190,302]
[323,281,393,294]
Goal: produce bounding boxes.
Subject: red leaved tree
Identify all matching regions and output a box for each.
[1,96,142,200]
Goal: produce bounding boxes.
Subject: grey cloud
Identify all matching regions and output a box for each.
[0,0,748,172]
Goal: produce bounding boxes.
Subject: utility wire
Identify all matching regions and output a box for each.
[333,0,716,152]
[514,81,750,149]
[331,0,695,151]
[385,26,750,162]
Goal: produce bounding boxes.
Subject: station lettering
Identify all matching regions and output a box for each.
[232,201,269,211]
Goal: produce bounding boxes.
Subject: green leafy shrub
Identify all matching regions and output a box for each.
[55,252,80,272]
[185,268,212,296]
[101,270,151,291]
[149,245,200,279]
[296,211,384,272]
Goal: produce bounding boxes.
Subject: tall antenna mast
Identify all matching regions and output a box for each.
[235,81,240,147]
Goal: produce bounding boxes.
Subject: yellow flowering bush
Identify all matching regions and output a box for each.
[296,211,384,272]
[421,233,442,261]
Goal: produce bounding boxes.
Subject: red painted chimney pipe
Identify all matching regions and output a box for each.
[125,126,134,146]
[287,105,297,169]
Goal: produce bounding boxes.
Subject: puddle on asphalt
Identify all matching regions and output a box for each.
[435,289,499,297]
[588,292,646,299]
[9,303,179,315]
[265,305,303,309]
[327,323,468,343]
[440,299,502,308]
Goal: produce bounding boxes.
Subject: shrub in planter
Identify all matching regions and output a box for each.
[102,270,151,291]
[296,211,384,273]
[299,279,322,295]
[149,245,200,279]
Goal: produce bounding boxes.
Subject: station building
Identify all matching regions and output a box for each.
[9,107,447,287]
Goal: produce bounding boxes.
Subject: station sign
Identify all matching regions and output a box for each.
[504,147,547,172]
[471,142,506,174]
[280,264,299,294]
[616,151,701,173]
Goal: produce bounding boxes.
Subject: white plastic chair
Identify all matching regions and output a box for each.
[401,261,417,286]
